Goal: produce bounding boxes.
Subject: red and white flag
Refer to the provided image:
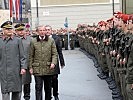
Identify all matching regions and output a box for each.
[9,0,21,20]
[15,0,20,20]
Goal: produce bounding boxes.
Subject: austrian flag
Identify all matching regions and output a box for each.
[9,0,23,20]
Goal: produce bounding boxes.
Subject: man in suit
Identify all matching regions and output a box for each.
[45,25,65,100]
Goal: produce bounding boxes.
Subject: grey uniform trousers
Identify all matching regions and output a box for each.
[2,92,21,100]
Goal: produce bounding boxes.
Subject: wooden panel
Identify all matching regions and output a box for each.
[40,0,110,6]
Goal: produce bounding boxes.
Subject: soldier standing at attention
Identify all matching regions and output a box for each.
[69,30,76,50]
[15,23,32,100]
[0,21,26,100]
[125,15,133,100]
[64,29,68,50]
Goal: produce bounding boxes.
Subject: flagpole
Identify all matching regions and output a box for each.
[36,0,39,27]
[20,0,22,22]
[64,17,70,50]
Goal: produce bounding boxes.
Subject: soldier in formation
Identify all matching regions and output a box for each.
[77,12,133,100]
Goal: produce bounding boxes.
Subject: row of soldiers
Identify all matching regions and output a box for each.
[42,29,80,50]
[77,12,133,100]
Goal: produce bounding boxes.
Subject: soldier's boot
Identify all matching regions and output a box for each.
[112,88,121,95]
[97,73,108,80]
[108,82,117,90]
[106,76,113,84]
[112,94,123,100]
[97,67,103,73]
[113,97,123,100]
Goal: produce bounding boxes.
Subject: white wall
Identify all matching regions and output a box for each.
[110,0,119,3]
[31,3,120,30]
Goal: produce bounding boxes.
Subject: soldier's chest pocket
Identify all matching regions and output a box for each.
[7,43,19,54]
[24,42,30,51]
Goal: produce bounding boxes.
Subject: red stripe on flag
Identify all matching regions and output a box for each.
[16,0,20,20]
[9,0,13,18]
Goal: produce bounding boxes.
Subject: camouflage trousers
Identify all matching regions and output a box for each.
[126,84,133,100]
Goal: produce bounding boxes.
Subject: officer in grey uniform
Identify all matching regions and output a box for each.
[0,21,26,100]
[15,23,32,100]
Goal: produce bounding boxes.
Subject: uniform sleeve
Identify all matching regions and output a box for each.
[29,40,35,69]
[18,38,27,69]
[126,44,133,84]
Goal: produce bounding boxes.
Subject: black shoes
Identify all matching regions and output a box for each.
[54,96,59,100]
[97,73,107,80]
[24,97,30,100]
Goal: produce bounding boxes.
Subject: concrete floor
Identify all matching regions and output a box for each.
[0,48,112,100]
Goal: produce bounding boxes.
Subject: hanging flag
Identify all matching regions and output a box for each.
[19,0,23,21]
[10,0,22,21]
[64,17,68,28]
[9,0,13,18]
[12,0,16,18]
[15,0,20,20]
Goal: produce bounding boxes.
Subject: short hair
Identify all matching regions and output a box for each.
[45,25,52,29]
[36,25,45,31]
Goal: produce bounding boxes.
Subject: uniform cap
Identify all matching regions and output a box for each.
[1,21,13,29]
[98,21,107,26]
[121,14,129,23]
[115,14,123,19]
[107,17,113,22]
[14,23,25,30]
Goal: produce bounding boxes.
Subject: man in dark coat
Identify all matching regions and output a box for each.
[15,23,32,100]
[45,25,65,100]
[0,21,26,100]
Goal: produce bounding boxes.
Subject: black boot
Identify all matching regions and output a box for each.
[54,96,59,100]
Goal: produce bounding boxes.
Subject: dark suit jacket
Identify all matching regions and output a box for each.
[52,34,65,74]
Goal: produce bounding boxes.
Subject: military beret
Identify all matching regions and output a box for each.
[15,23,25,30]
[121,14,129,23]
[114,11,122,15]
[1,21,13,29]
[107,17,113,22]
[128,15,133,21]
[115,13,123,19]
[98,21,107,26]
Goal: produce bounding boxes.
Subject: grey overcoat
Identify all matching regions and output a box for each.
[20,36,32,84]
[0,36,26,93]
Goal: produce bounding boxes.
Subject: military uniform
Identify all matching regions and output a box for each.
[15,23,32,100]
[69,33,75,50]
[64,33,68,50]
[0,21,26,100]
